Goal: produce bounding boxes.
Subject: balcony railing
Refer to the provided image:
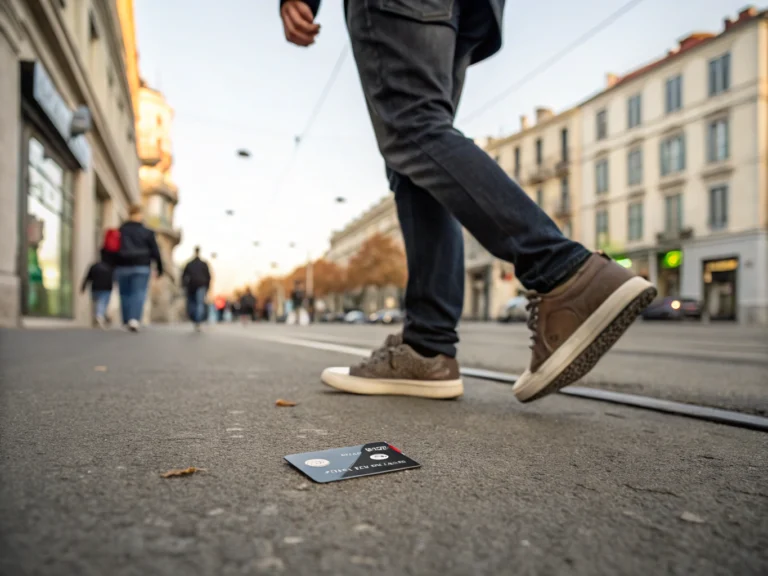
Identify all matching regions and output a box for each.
[656,226,693,244]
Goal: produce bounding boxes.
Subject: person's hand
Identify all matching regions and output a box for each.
[280,1,320,46]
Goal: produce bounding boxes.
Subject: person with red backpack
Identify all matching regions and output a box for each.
[106,204,163,332]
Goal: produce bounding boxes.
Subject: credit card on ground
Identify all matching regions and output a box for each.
[284,441,420,483]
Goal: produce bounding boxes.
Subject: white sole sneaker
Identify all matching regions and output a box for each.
[321,367,464,399]
[512,276,657,403]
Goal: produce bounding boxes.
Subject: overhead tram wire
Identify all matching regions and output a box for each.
[267,44,350,208]
[459,0,650,124]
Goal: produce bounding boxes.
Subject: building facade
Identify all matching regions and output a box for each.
[467,107,582,319]
[325,195,403,313]
[0,0,140,327]
[136,83,182,322]
[580,7,768,324]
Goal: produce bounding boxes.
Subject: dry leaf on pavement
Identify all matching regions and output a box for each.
[275,399,297,407]
[680,511,705,524]
[160,466,206,478]
[94,366,108,372]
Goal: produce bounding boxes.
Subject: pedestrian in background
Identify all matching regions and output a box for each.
[239,287,257,325]
[181,246,211,332]
[114,204,163,332]
[280,0,656,402]
[80,252,113,329]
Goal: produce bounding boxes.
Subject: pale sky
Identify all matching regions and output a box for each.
[134,0,752,293]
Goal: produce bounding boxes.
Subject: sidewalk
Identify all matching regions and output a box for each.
[0,327,765,575]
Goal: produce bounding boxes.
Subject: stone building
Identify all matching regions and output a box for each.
[1,0,140,326]
[580,6,768,323]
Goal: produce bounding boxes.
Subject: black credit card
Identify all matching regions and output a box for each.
[284,441,421,483]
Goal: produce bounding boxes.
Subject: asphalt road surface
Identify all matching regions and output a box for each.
[247,321,768,415]
[1,325,766,576]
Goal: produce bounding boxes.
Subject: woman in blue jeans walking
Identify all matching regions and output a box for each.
[114,205,163,332]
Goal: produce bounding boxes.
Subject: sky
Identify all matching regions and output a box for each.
[133,0,753,293]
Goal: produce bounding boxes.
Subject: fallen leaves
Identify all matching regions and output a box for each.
[94,366,108,372]
[275,399,297,407]
[160,466,206,478]
[680,511,705,524]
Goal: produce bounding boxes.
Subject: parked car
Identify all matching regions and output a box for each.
[498,296,529,323]
[641,297,703,321]
[319,311,346,323]
[344,310,367,324]
[368,309,404,325]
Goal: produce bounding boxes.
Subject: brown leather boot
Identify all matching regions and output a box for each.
[322,334,463,399]
[512,253,657,402]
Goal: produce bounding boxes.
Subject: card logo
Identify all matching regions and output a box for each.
[370,454,388,461]
[365,446,388,452]
[304,458,330,467]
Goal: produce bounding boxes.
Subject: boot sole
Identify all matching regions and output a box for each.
[321,367,464,399]
[513,277,657,403]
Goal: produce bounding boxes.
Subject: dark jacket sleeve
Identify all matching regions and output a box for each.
[181,262,190,287]
[204,263,211,289]
[147,231,163,276]
[81,265,93,293]
[280,0,321,16]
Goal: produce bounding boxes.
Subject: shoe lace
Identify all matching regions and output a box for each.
[524,290,542,350]
[360,333,402,369]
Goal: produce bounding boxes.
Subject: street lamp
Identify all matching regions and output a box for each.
[335,196,346,204]
[225,209,234,216]
[236,149,251,158]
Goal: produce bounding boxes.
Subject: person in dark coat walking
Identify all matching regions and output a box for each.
[181,246,212,331]
[114,205,163,332]
[81,252,114,329]
[279,0,656,403]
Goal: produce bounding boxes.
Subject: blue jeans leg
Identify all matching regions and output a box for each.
[116,267,151,323]
[92,291,111,319]
[187,288,206,323]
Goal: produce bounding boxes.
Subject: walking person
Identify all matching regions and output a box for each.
[181,246,211,332]
[114,205,163,332]
[280,0,657,402]
[80,253,113,329]
[239,287,257,326]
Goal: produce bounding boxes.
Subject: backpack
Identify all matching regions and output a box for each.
[103,228,121,252]
[102,229,121,265]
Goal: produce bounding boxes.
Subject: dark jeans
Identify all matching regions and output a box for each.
[187,287,206,324]
[345,0,590,357]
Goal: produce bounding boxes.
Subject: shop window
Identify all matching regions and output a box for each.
[25,137,74,318]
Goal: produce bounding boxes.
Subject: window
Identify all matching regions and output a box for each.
[514,147,520,180]
[156,115,163,126]
[707,118,729,163]
[536,187,543,207]
[108,67,114,88]
[88,11,99,41]
[665,75,683,113]
[535,138,543,165]
[664,194,683,234]
[560,177,569,211]
[596,109,607,140]
[660,134,685,176]
[627,94,642,129]
[628,202,643,241]
[709,185,728,229]
[627,148,643,186]
[595,159,609,194]
[561,128,568,161]
[595,209,609,248]
[709,53,731,96]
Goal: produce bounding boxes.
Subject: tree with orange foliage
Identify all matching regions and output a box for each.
[347,233,407,290]
[255,276,281,305]
[311,258,347,297]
